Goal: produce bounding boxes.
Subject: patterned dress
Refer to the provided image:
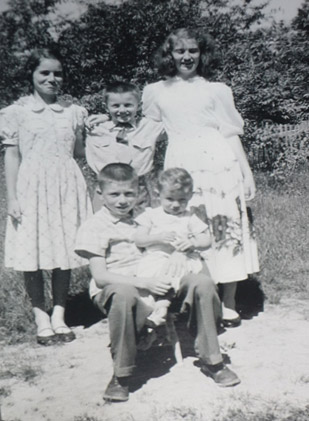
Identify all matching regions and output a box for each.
[142,76,259,283]
[0,95,92,271]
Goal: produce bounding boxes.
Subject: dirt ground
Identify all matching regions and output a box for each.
[1,295,309,421]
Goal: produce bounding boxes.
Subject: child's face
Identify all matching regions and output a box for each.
[32,58,63,99]
[99,180,138,218]
[171,38,200,80]
[159,186,192,216]
[106,92,139,125]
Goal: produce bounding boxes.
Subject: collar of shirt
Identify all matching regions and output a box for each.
[109,120,137,132]
[97,205,135,225]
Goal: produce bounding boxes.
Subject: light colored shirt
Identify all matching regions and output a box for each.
[136,207,209,255]
[86,117,165,175]
[75,206,143,298]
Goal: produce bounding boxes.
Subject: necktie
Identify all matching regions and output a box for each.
[115,123,132,145]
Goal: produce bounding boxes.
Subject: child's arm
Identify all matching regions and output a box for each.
[228,136,256,200]
[4,145,21,222]
[89,254,172,296]
[134,225,177,248]
[172,231,211,252]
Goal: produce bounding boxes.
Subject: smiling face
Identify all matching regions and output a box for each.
[99,179,138,218]
[171,38,200,80]
[159,186,192,216]
[106,92,139,125]
[32,58,63,101]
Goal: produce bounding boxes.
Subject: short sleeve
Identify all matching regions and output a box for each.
[135,208,153,229]
[188,214,210,235]
[142,83,162,122]
[0,105,19,146]
[73,104,88,135]
[211,83,244,138]
[75,218,108,259]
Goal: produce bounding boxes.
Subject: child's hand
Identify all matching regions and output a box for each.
[86,114,109,130]
[7,199,21,224]
[161,252,187,278]
[172,237,193,252]
[143,277,172,296]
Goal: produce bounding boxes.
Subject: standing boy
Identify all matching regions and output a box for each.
[86,81,165,212]
[75,163,240,403]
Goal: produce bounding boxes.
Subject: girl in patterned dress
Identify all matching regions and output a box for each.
[1,48,92,344]
[142,28,259,327]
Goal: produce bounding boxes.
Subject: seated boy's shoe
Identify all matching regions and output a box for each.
[103,375,129,402]
[201,362,240,387]
[137,327,157,351]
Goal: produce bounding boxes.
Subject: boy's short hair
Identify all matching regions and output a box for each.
[98,163,139,190]
[103,81,141,103]
[158,168,193,195]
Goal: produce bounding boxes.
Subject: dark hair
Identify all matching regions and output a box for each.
[103,81,141,104]
[154,28,217,79]
[97,163,139,190]
[158,167,193,195]
[25,47,64,85]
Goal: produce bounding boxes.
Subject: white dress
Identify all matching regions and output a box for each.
[0,96,93,271]
[142,76,259,283]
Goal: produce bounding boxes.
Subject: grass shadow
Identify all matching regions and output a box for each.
[235,276,265,319]
[65,290,103,328]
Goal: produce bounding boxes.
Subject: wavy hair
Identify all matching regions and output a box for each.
[154,28,217,79]
[24,47,64,86]
[158,167,193,196]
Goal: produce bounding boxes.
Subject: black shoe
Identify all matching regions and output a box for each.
[103,375,129,402]
[222,316,241,328]
[201,362,240,387]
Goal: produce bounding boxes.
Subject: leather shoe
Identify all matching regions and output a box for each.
[222,316,241,328]
[103,375,129,402]
[201,363,240,387]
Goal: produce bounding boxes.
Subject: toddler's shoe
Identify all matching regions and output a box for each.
[146,303,169,328]
[103,375,129,402]
[201,362,240,387]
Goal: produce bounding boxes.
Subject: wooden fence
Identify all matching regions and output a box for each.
[248,120,309,169]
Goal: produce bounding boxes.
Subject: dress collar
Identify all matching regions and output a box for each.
[15,95,71,113]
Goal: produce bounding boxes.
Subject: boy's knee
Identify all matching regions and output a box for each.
[111,284,139,305]
[94,284,139,314]
[183,273,217,298]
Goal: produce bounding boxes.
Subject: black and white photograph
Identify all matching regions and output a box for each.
[0,0,308,420]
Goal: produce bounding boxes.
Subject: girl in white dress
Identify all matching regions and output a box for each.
[142,28,259,327]
[1,48,92,344]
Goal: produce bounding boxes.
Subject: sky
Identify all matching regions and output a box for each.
[0,0,305,22]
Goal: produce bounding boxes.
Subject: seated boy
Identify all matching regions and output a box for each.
[75,163,240,403]
[86,81,165,212]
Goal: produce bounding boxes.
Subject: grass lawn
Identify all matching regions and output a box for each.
[0,153,309,343]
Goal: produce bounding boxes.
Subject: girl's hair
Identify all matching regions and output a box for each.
[97,163,139,190]
[158,168,193,196]
[25,47,64,85]
[154,28,217,79]
[103,81,141,104]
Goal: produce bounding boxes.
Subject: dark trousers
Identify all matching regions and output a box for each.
[94,274,223,378]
